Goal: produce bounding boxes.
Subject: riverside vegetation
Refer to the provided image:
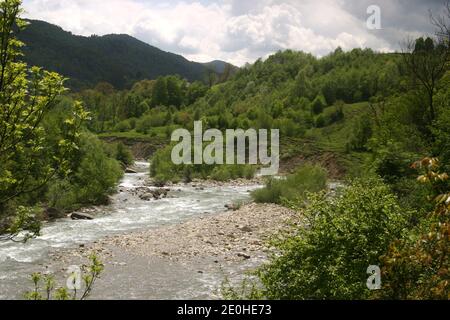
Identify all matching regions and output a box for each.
[0,0,131,241]
[0,0,449,300]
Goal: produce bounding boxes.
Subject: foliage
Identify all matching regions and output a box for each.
[0,0,89,237]
[46,133,123,211]
[377,158,450,300]
[255,177,409,300]
[114,142,134,167]
[0,206,41,242]
[347,115,372,152]
[25,254,104,300]
[311,95,327,115]
[150,143,256,184]
[402,37,449,126]
[18,20,217,89]
[252,165,327,205]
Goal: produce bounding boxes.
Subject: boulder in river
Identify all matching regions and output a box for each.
[139,188,170,201]
[125,168,137,174]
[70,213,94,220]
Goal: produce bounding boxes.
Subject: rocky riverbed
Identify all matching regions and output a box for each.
[56,202,297,264]
[46,202,297,299]
[0,162,301,300]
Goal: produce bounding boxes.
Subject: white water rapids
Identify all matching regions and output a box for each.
[0,162,262,299]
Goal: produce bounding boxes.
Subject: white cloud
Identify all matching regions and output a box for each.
[22,0,428,66]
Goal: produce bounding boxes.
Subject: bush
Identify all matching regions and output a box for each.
[347,116,372,152]
[150,144,257,184]
[252,164,327,204]
[376,158,450,300]
[115,143,134,167]
[210,165,256,182]
[136,112,168,134]
[256,177,409,300]
[315,114,326,128]
[114,120,132,132]
[46,134,123,211]
[311,95,327,115]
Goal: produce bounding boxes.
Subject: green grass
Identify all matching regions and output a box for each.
[252,164,328,205]
[306,102,371,176]
[308,102,369,152]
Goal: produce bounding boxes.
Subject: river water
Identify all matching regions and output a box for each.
[0,162,261,299]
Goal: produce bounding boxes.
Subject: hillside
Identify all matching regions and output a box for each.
[86,48,406,178]
[17,19,227,90]
[202,60,237,73]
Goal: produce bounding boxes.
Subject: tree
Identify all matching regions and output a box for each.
[402,36,449,125]
[205,69,217,88]
[311,95,326,115]
[293,67,312,99]
[151,77,168,107]
[0,0,88,240]
[166,76,183,108]
[431,1,450,46]
[186,81,207,105]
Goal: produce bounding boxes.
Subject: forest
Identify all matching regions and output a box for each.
[0,0,449,300]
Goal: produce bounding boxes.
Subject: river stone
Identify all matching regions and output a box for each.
[125,168,137,174]
[139,188,169,201]
[237,252,251,260]
[70,213,94,220]
[239,226,253,233]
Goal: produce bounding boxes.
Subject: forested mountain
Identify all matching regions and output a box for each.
[17,19,226,90]
[202,60,237,73]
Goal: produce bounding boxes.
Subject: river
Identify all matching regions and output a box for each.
[0,162,262,299]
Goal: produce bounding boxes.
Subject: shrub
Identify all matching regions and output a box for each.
[376,158,450,300]
[114,120,132,132]
[46,134,123,211]
[150,144,257,184]
[115,142,134,167]
[25,255,104,300]
[347,116,372,152]
[256,177,409,300]
[136,112,168,134]
[311,95,327,115]
[210,165,256,182]
[315,114,326,128]
[252,164,327,204]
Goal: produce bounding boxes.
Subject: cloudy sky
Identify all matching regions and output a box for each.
[22,0,446,66]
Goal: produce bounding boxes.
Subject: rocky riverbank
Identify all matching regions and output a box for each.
[54,203,297,264]
[47,202,298,299]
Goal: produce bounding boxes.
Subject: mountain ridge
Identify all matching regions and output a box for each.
[17,19,234,90]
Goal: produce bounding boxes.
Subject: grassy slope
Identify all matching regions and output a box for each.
[280,102,371,178]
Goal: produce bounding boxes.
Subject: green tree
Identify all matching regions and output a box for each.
[0,0,88,240]
[402,37,449,125]
[311,95,327,115]
[166,76,183,108]
[151,77,168,107]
